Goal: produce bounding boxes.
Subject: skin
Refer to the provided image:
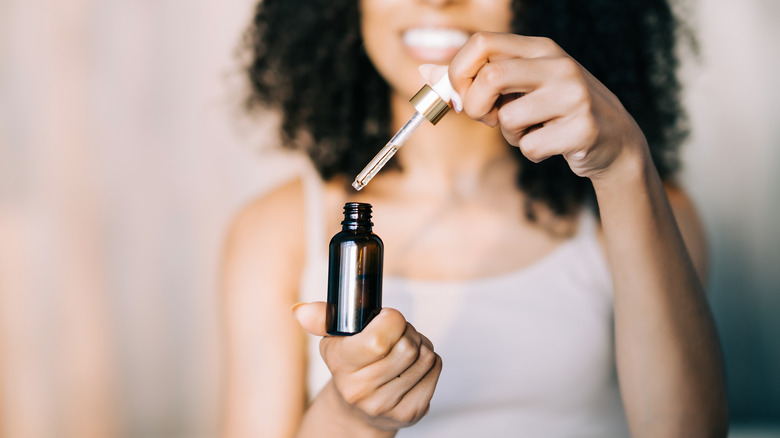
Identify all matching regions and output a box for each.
[221,0,728,437]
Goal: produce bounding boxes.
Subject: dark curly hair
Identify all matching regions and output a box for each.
[243,0,689,218]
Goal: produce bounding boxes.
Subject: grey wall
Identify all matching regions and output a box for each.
[681,0,780,424]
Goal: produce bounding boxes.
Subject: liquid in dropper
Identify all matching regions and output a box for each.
[352,112,426,191]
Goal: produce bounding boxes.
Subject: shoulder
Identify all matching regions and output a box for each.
[664,183,709,284]
[222,177,307,300]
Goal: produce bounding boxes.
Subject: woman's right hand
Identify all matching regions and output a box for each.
[293,302,442,432]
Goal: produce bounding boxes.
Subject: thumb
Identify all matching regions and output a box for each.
[419,63,463,112]
[418,63,448,85]
[292,301,328,336]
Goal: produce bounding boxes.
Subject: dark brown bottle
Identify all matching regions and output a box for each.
[326,203,383,336]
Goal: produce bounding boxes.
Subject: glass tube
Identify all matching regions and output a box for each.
[352,111,427,191]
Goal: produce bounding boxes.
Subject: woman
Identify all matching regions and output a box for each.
[222,0,728,436]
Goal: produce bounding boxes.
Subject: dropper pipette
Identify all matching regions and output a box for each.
[352,74,456,191]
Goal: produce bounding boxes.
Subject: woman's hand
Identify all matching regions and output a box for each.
[423,32,650,183]
[293,302,442,432]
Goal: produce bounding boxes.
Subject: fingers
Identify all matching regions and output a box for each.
[460,57,576,126]
[333,325,441,429]
[372,336,438,402]
[337,324,435,404]
[418,64,447,85]
[321,307,409,372]
[516,116,597,165]
[295,304,419,373]
[357,352,442,426]
[449,32,565,99]
[353,326,432,389]
[493,87,567,146]
[308,305,441,429]
[384,354,442,425]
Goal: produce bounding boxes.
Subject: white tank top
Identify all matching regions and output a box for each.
[299,174,630,437]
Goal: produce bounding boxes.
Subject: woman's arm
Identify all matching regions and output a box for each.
[221,179,308,437]
[444,32,728,437]
[594,159,728,437]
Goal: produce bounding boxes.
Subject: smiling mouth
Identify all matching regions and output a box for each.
[402,28,470,50]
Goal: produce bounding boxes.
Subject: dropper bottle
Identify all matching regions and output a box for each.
[352,74,456,191]
[326,203,383,335]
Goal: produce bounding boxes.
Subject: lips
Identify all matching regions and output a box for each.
[402,27,470,62]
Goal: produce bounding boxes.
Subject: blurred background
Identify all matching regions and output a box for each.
[0,0,778,437]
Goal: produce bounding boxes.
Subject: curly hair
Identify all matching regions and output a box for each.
[243,0,689,218]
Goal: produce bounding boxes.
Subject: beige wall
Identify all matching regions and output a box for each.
[0,0,303,436]
[0,0,778,436]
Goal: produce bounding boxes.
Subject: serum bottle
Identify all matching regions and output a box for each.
[326,203,383,336]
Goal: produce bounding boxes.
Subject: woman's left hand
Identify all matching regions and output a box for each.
[424,32,650,182]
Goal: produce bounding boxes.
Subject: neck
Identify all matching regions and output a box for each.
[381,91,516,199]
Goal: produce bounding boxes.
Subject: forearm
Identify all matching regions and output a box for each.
[297,381,397,438]
[592,149,728,436]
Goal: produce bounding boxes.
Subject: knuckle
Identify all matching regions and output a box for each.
[361,398,386,418]
[396,408,419,425]
[519,136,541,162]
[568,84,590,109]
[497,118,524,146]
[464,104,483,121]
[500,128,521,147]
[418,345,436,370]
[338,382,363,406]
[479,62,503,85]
[396,336,420,364]
[382,308,407,332]
[533,36,559,54]
[388,405,419,425]
[470,31,494,51]
[578,117,599,145]
[366,332,392,358]
[496,105,514,125]
[556,56,581,79]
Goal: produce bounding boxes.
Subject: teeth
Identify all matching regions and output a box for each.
[403,28,470,50]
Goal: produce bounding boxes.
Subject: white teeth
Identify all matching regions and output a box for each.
[402,28,470,50]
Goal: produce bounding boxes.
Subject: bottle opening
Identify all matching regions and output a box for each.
[342,203,373,229]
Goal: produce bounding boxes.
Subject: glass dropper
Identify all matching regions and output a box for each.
[352,74,455,191]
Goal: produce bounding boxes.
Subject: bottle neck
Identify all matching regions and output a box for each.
[341,202,373,232]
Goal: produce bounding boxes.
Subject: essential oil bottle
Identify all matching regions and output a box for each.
[326,202,383,336]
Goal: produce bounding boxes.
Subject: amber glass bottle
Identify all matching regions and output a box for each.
[326,203,383,336]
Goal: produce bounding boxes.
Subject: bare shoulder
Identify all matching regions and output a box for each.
[221,179,310,436]
[222,177,307,304]
[664,184,709,284]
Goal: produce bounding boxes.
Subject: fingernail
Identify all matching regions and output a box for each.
[290,302,305,320]
[451,92,463,113]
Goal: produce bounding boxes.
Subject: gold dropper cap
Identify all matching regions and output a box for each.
[409,84,451,125]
